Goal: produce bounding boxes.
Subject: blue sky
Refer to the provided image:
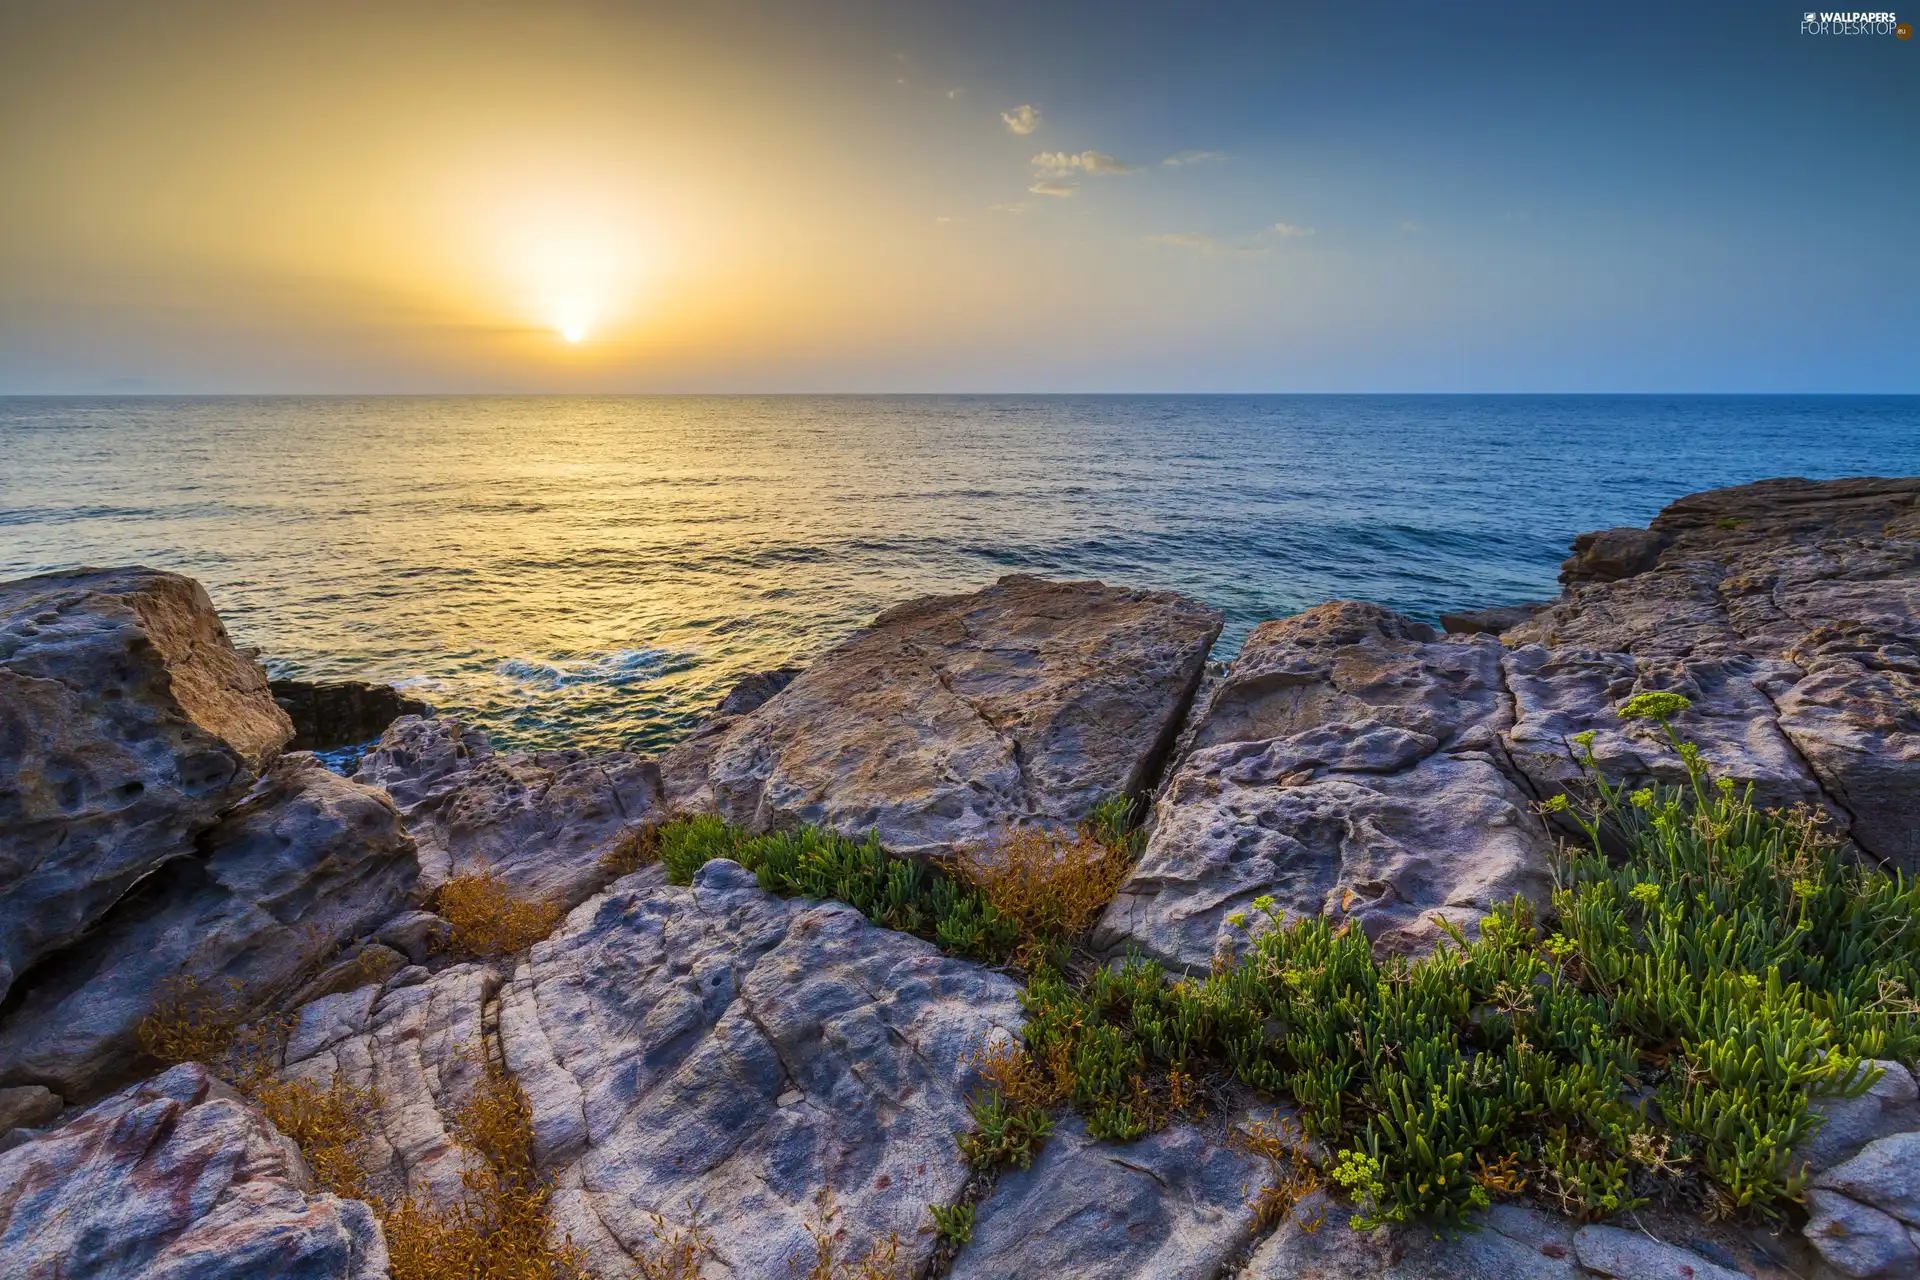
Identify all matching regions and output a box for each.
[0,1,1914,391]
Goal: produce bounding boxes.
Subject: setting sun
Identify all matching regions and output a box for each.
[560,319,587,343]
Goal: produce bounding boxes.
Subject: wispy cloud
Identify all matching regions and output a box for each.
[1271,221,1316,238]
[1147,232,1268,257]
[1163,150,1227,167]
[1032,149,1141,176]
[1028,181,1077,198]
[1001,104,1042,135]
[990,202,1030,214]
[1400,220,1422,233]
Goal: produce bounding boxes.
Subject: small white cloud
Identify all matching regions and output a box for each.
[1271,221,1316,238]
[1400,220,1422,233]
[1028,181,1077,198]
[1001,104,1042,135]
[1163,150,1227,167]
[935,216,959,223]
[1147,232,1267,257]
[1031,149,1141,176]
[947,88,963,99]
[990,202,1031,214]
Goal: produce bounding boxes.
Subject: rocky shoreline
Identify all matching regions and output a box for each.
[2,475,1917,1279]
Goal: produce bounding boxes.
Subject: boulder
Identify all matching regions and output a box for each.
[705,574,1223,859]
[0,1062,388,1280]
[270,679,428,752]
[0,754,419,1099]
[1796,1060,1920,1175]
[0,567,294,1008]
[0,1084,61,1133]
[1571,1223,1748,1280]
[1507,477,1920,870]
[1814,1131,1920,1226]
[499,859,1024,1278]
[1803,1189,1920,1279]
[354,715,662,908]
[950,1113,1265,1279]
[1096,602,1557,970]
[1439,602,1550,636]
[1559,527,1670,587]
[656,667,803,815]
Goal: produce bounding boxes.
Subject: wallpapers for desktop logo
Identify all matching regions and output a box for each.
[1800,10,1909,34]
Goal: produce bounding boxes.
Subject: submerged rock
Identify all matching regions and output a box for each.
[270,678,429,752]
[0,1062,388,1280]
[0,754,418,1099]
[704,574,1222,858]
[0,567,294,1010]
[1096,601,1557,970]
[354,714,661,908]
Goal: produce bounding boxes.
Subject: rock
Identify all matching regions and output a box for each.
[1815,1131,1920,1226]
[714,665,801,717]
[1560,527,1671,586]
[704,575,1222,858]
[499,859,1023,1278]
[1803,1188,1920,1278]
[1440,602,1551,636]
[0,1084,61,1132]
[373,909,455,964]
[1095,601,1557,971]
[1571,1224,1749,1279]
[0,753,419,1099]
[279,963,498,1205]
[271,679,429,752]
[285,944,409,1009]
[0,1062,389,1280]
[355,715,662,909]
[0,567,294,1008]
[1506,477,1920,870]
[1243,1194,1579,1278]
[655,668,806,815]
[950,1113,1264,1280]
[1797,1060,1920,1174]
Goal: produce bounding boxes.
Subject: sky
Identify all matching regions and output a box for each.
[0,1,1915,393]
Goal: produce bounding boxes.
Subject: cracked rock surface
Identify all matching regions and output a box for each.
[1095,601,1558,970]
[500,859,1023,1279]
[0,567,294,1011]
[0,1062,388,1280]
[702,574,1223,858]
[355,714,662,908]
[1506,476,1920,869]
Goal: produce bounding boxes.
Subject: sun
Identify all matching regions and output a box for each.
[560,320,588,343]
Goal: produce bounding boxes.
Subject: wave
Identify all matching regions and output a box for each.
[494,648,693,691]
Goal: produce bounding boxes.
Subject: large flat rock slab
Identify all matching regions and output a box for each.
[1506,477,1920,869]
[1096,602,1557,970]
[500,859,1024,1278]
[706,574,1222,857]
[0,567,294,1009]
[0,1062,388,1280]
[0,754,419,1100]
[355,715,661,907]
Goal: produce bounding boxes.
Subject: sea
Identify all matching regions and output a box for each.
[3,395,1915,755]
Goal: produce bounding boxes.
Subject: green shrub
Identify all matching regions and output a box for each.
[657,814,1020,962]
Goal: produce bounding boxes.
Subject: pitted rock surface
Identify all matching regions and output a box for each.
[0,753,419,1100]
[498,859,1023,1279]
[1505,476,1920,868]
[949,1112,1265,1280]
[703,574,1222,858]
[1095,601,1557,970]
[0,1062,388,1280]
[0,566,293,1009]
[355,714,661,908]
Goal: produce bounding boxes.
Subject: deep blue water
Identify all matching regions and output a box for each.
[3,395,1915,752]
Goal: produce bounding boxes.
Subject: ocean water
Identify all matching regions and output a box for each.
[3,395,1916,754]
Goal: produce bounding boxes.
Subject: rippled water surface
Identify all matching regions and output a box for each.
[4,395,1916,752]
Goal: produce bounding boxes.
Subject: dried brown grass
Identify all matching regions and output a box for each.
[598,824,662,880]
[435,869,567,957]
[949,820,1135,950]
[1235,1113,1322,1233]
[795,1189,908,1279]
